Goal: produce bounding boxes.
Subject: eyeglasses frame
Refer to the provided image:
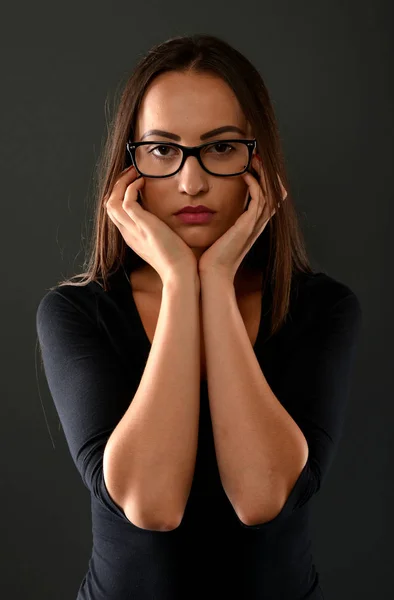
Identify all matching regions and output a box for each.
[126,138,257,178]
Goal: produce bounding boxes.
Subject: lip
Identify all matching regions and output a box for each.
[176,212,215,224]
[175,205,215,215]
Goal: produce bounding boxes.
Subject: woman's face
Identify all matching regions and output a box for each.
[134,70,256,264]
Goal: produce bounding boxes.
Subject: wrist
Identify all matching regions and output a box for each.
[163,269,200,294]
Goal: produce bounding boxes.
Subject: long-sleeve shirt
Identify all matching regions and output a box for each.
[35,251,362,600]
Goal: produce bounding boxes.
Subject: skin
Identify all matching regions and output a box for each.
[132,70,262,295]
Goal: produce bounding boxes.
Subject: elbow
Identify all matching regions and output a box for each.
[124,499,184,532]
[104,446,185,532]
[236,501,282,527]
[238,455,311,528]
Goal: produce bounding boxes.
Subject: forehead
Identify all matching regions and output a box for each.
[135,71,251,139]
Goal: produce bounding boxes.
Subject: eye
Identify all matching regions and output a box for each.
[149,145,178,158]
[206,143,235,154]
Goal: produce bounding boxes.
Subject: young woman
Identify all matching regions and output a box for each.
[36,34,362,599]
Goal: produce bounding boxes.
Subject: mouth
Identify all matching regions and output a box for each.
[175,211,215,224]
[175,205,215,215]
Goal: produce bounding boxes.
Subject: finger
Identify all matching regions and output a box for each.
[242,172,265,213]
[251,155,267,195]
[276,172,288,200]
[115,164,139,185]
[107,185,146,236]
[106,203,136,238]
[252,156,285,204]
[238,193,262,230]
[122,177,145,218]
[105,165,140,207]
[107,186,145,233]
[106,169,144,213]
[248,158,285,210]
[106,170,145,229]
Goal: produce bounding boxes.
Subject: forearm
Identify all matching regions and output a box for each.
[200,274,308,525]
[104,273,201,530]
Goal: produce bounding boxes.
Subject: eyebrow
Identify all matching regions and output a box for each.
[140,125,246,142]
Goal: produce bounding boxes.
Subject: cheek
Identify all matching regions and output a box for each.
[138,182,163,209]
[139,183,175,219]
[222,179,249,202]
[216,182,249,217]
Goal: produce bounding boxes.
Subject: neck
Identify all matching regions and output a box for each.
[130,264,263,295]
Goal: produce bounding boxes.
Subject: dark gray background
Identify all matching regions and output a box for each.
[1,1,392,598]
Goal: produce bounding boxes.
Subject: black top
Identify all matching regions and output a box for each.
[36,252,362,600]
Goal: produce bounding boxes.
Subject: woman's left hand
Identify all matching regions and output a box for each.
[198,154,288,282]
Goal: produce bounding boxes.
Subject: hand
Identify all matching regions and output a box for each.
[198,154,288,282]
[105,166,197,286]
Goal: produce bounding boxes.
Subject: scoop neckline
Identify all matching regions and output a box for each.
[119,263,271,353]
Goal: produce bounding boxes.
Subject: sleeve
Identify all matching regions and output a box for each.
[236,290,363,530]
[36,288,139,526]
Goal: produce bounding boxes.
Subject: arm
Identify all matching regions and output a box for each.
[36,272,201,532]
[200,273,362,527]
[104,273,201,530]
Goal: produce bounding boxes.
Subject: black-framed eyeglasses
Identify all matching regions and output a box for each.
[126,138,257,178]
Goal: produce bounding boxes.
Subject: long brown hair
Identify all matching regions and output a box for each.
[52,33,314,338]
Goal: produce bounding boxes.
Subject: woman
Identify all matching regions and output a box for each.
[36,34,362,599]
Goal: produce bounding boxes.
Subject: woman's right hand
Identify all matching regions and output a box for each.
[105,166,198,286]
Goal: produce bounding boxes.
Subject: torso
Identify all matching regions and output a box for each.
[129,270,263,381]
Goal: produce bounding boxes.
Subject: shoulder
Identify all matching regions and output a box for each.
[289,270,362,327]
[36,280,105,329]
[36,266,131,336]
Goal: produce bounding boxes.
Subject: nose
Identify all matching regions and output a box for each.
[177,154,208,195]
